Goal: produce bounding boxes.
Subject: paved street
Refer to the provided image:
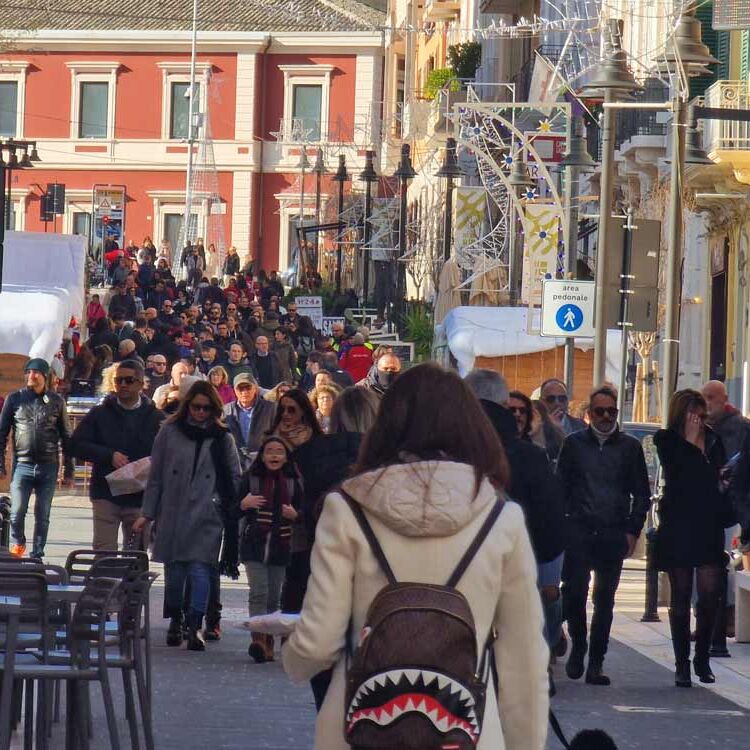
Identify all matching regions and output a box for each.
[23,495,750,748]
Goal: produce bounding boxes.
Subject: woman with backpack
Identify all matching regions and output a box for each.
[282,363,549,750]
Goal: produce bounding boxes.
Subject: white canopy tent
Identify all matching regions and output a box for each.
[439,306,622,384]
[0,231,87,363]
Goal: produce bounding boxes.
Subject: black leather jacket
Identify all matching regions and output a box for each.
[0,388,74,476]
[556,427,651,537]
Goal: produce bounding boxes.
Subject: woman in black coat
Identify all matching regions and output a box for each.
[654,389,735,688]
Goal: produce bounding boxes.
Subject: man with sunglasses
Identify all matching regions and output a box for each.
[557,385,651,686]
[71,359,165,550]
[540,378,587,436]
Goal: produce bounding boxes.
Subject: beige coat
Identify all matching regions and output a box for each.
[282,460,549,750]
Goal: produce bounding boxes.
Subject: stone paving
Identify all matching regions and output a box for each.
[10,495,750,749]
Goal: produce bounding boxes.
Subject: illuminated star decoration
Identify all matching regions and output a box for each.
[537,118,552,133]
[524,187,538,200]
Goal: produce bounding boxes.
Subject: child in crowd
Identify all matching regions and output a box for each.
[238,436,303,663]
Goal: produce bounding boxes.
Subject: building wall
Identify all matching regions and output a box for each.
[1,32,383,272]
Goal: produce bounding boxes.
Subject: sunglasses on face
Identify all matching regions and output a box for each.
[544,394,568,404]
[114,376,139,385]
[189,403,212,413]
[281,405,300,415]
[592,406,618,418]
[509,406,528,415]
[153,361,167,367]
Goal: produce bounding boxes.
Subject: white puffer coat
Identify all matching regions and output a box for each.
[282,460,549,750]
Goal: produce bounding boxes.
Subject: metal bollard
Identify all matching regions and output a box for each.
[0,495,11,549]
[641,525,661,622]
[710,560,731,657]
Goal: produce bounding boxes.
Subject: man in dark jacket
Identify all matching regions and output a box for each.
[541,378,587,436]
[70,359,165,550]
[224,372,275,469]
[557,385,651,686]
[465,368,566,680]
[248,336,284,389]
[0,358,74,559]
[355,352,401,398]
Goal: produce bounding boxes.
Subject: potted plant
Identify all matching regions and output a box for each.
[423,68,460,101]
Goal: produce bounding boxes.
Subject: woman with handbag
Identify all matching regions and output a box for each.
[654,389,736,687]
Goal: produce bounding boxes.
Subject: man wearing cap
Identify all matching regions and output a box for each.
[0,358,74,559]
[70,360,165,550]
[224,372,275,469]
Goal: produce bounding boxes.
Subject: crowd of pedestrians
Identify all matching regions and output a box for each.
[2,240,750,747]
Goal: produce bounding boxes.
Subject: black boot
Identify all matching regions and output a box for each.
[694,605,716,684]
[166,615,183,647]
[185,609,205,652]
[669,610,692,688]
[565,642,587,680]
[585,660,611,686]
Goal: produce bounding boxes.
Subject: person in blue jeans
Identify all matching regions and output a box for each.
[135,380,241,651]
[0,358,74,559]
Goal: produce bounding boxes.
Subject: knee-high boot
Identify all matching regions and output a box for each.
[668,610,692,687]
[694,604,717,683]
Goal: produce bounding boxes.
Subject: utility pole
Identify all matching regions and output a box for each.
[660,95,686,425]
[181,0,199,274]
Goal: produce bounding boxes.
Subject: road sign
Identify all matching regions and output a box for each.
[541,279,595,338]
[294,296,323,330]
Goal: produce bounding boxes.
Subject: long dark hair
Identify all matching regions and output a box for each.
[667,389,706,436]
[355,362,509,494]
[509,390,533,439]
[167,380,226,429]
[268,388,323,436]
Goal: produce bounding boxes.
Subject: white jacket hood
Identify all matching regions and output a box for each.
[340,460,499,538]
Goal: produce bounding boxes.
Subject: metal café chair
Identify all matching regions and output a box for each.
[0,572,51,750]
[0,595,21,750]
[38,571,159,750]
[65,549,149,585]
[4,576,123,750]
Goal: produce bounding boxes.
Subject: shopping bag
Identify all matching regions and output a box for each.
[105,456,152,496]
[246,610,300,635]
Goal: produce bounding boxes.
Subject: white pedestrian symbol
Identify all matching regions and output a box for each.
[562,307,576,329]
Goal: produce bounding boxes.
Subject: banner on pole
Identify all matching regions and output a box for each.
[522,203,561,304]
[454,187,485,254]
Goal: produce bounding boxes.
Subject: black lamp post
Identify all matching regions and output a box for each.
[311,149,327,269]
[392,143,416,330]
[436,137,463,263]
[331,154,349,294]
[359,150,378,305]
[0,138,39,292]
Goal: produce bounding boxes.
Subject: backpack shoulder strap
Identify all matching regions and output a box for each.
[340,489,397,585]
[446,498,506,588]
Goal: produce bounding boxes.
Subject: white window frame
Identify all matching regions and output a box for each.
[0,60,29,138]
[280,64,333,144]
[156,62,211,141]
[7,188,29,231]
[147,190,207,251]
[66,61,120,140]
[275,191,329,271]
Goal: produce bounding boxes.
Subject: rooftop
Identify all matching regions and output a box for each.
[0,0,385,34]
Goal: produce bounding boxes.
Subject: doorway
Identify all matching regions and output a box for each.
[163,214,184,258]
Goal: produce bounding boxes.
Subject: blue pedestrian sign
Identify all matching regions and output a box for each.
[556,304,583,332]
[541,280,595,338]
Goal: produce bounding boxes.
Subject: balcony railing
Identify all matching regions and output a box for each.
[703,80,750,153]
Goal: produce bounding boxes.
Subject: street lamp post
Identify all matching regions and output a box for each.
[331,154,349,295]
[0,139,39,292]
[359,150,378,305]
[559,116,596,393]
[296,146,310,287]
[436,137,462,263]
[311,149,327,271]
[507,154,535,305]
[578,19,640,387]
[392,143,416,331]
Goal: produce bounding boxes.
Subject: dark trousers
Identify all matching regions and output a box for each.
[282,550,311,613]
[562,551,624,666]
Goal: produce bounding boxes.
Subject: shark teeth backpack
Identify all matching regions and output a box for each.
[341,493,505,750]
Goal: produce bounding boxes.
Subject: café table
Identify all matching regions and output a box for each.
[0,596,21,750]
